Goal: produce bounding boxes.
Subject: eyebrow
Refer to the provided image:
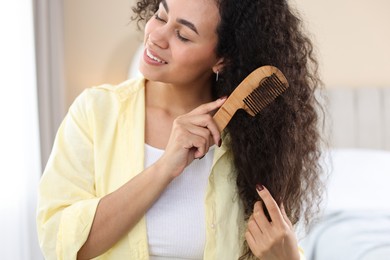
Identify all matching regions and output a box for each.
[161,0,199,35]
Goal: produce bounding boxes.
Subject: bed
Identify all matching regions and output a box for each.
[299,86,390,260]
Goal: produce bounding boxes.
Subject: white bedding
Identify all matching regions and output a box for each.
[325,149,390,212]
[300,149,390,260]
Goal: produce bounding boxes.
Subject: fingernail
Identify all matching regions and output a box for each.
[198,155,205,160]
[218,139,222,147]
[256,184,264,192]
[218,96,228,101]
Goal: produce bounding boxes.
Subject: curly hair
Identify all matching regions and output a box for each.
[132,0,325,258]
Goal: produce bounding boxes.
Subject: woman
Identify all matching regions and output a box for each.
[37,0,323,259]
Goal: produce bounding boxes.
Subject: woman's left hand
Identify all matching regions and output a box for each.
[245,185,300,260]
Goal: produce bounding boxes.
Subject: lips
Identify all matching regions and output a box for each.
[145,49,168,64]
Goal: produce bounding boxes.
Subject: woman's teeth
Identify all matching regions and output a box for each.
[147,49,167,64]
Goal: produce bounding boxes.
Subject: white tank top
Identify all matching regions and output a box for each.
[144,144,214,260]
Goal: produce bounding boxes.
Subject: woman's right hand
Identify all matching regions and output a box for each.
[156,97,226,179]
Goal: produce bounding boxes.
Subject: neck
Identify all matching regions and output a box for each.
[145,80,213,117]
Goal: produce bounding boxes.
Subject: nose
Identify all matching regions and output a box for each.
[148,28,169,49]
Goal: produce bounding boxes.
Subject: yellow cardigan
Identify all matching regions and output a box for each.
[36,77,305,260]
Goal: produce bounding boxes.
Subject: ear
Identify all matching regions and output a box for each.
[212,57,225,73]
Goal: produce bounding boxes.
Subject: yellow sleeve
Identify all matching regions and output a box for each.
[36,90,100,260]
[299,246,306,260]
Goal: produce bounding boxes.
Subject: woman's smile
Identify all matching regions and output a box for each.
[145,48,168,64]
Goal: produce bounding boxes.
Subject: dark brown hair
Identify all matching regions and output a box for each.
[132,0,325,258]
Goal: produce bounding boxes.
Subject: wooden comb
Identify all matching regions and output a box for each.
[213,65,289,132]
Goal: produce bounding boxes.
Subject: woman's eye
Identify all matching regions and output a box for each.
[153,13,189,43]
[175,30,189,42]
[154,14,166,23]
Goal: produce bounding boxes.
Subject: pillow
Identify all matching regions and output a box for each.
[323,148,390,212]
[299,149,390,259]
[301,211,390,260]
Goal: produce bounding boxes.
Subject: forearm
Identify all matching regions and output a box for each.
[77,161,173,259]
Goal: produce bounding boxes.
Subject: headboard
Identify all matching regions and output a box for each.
[326,86,390,150]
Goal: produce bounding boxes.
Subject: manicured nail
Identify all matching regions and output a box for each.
[218,139,222,147]
[256,184,264,192]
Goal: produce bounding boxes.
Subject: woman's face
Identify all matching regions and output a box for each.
[139,0,222,86]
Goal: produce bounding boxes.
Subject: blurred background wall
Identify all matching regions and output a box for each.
[63,0,142,107]
[296,0,390,88]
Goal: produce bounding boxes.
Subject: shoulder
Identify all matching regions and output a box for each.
[71,77,146,113]
[91,77,145,98]
[85,77,145,103]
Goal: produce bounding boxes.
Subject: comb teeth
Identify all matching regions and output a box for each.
[243,73,288,115]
